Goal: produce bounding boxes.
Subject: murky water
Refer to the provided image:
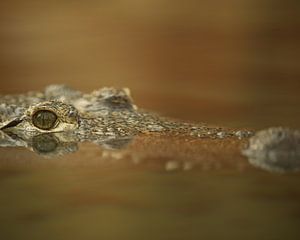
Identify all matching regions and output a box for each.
[1,124,300,240]
[1,0,300,239]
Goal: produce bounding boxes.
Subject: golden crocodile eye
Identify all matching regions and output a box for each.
[32,110,58,130]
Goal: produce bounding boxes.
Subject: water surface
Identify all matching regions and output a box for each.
[1,0,300,239]
[1,132,300,240]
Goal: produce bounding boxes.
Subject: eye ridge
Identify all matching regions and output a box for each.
[32,110,58,130]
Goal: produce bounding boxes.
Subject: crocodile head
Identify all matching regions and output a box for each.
[0,85,137,155]
[0,100,79,134]
[0,85,136,135]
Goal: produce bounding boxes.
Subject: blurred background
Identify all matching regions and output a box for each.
[1,0,300,129]
[1,2,300,240]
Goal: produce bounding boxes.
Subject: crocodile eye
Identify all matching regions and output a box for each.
[32,110,58,130]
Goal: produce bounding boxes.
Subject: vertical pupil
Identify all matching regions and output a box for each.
[32,110,57,130]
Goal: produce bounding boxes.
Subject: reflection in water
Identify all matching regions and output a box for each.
[0,131,79,157]
[31,134,79,157]
[0,130,135,157]
[32,134,59,153]
[101,137,134,150]
[0,129,299,173]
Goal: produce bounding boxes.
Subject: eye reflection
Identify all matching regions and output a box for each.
[32,110,57,130]
[32,134,59,153]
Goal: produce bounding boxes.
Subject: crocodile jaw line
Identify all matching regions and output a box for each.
[0,118,23,130]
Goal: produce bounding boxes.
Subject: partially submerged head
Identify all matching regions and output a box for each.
[0,85,137,138]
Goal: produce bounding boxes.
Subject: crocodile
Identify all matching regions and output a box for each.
[0,85,299,172]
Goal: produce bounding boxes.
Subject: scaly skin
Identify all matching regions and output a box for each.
[0,85,299,172]
[0,85,250,138]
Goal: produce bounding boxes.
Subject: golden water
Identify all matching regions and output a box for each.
[1,0,300,239]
